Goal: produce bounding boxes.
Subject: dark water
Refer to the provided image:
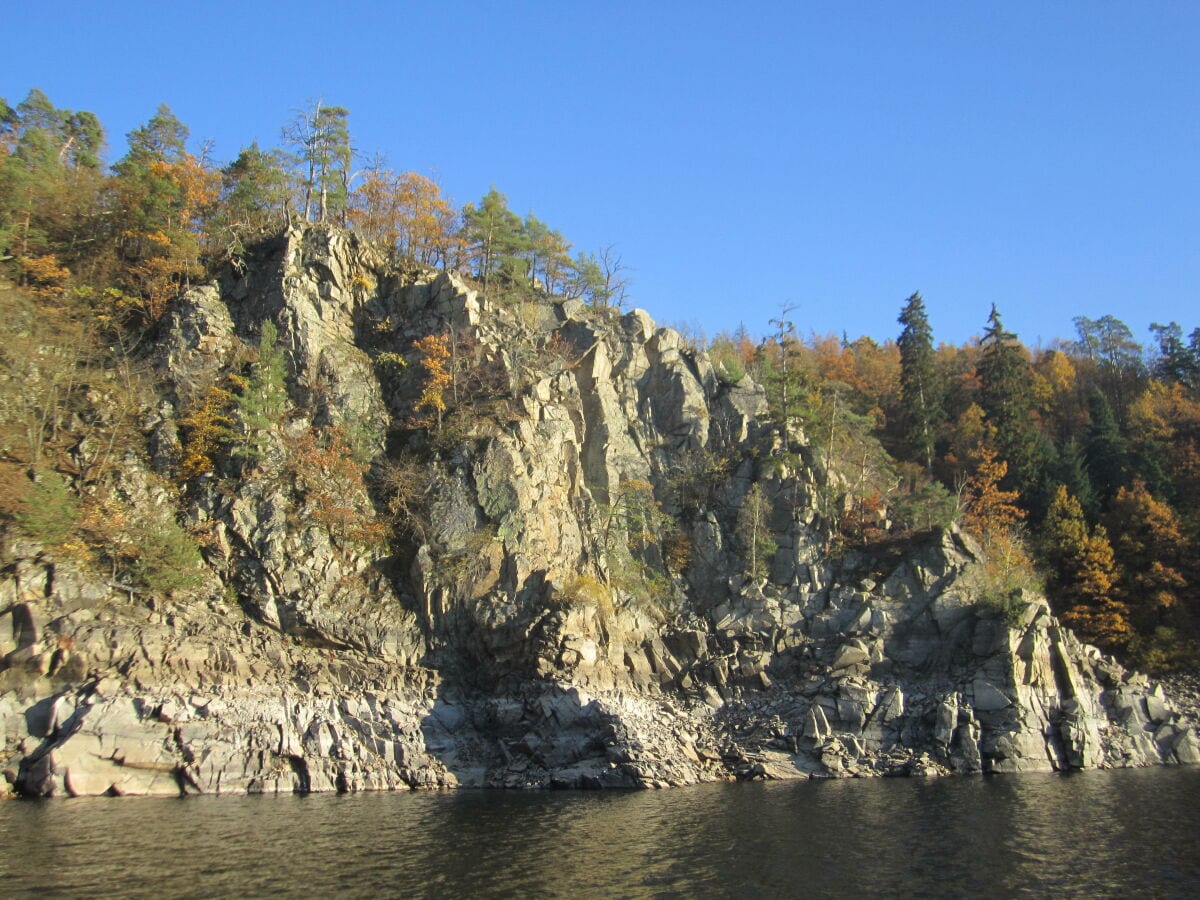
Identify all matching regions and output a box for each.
[2,768,1199,898]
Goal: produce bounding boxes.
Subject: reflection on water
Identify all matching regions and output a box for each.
[1,768,1198,898]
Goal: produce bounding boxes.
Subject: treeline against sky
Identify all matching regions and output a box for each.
[0,89,627,325]
[707,299,1200,669]
[2,89,1198,670]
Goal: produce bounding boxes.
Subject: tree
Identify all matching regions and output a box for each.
[283,100,352,224]
[1105,481,1188,631]
[232,320,289,464]
[897,292,943,473]
[216,142,293,241]
[0,89,105,284]
[178,381,235,480]
[1041,486,1130,649]
[1071,314,1146,420]
[412,334,452,431]
[461,188,522,297]
[350,167,460,266]
[736,482,777,581]
[977,305,1039,498]
[960,444,1025,538]
[1149,321,1200,393]
[111,104,218,322]
[1083,388,1129,507]
[765,303,801,453]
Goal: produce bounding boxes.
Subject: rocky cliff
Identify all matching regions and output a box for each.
[2,227,1196,797]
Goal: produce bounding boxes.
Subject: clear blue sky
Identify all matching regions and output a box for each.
[4,1,1197,347]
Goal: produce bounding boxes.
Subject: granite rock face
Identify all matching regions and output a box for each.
[2,227,1195,797]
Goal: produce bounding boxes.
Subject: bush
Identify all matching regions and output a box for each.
[14,471,79,546]
[961,531,1043,628]
[125,508,205,595]
[555,574,614,617]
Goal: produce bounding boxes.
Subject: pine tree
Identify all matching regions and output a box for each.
[897,292,943,473]
[977,305,1039,498]
[462,188,522,298]
[112,104,218,321]
[234,320,289,463]
[1083,388,1129,507]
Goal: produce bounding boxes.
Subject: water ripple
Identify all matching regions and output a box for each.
[0,768,1197,898]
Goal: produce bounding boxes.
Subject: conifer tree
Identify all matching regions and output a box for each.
[1083,388,1130,508]
[112,104,218,320]
[897,292,943,473]
[462,188,522,298]
[234,320,289,463]
[977,305,1040,498]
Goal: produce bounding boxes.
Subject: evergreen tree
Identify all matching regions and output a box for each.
[0,89,104,279]
[1083,388,1129,507]
[461,188,522,298]
[977,305,1040,498]
[1053,438,1097,519]
[1149,321,1200,393]
[896,292,943,473]
[234,320,289,463]
[219,142,293,234]
[112,104,218,320]
[283,101,352,224]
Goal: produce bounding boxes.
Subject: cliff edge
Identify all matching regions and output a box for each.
[2,227,1196,797]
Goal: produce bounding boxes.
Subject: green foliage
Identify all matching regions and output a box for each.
[232,320,288,464]
[554,573,614,617]
[124,506,205,595]
[462,188,524,298]
[14,471,78,545]
[708,335,746,384]
[284,101,352,224]
[1083,388,1130,507]
[890,477,958,533]
[736,482,777,581]
[977,305,1039,497]
[897,291,943,473]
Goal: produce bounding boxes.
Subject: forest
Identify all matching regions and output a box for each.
[1,88,1198,672]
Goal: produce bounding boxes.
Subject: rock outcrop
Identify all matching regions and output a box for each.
[2,227,1196,797]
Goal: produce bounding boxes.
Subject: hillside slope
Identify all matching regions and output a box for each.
[1,227,1195,797]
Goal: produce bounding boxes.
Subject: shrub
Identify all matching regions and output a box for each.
[125,507,205,595]
[556,574,614,617]
[962,530,1043,627]
[14,471,79,546]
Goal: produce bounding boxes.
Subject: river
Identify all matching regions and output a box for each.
[1,768,1198,898]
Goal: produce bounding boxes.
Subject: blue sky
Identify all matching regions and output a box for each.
[4,2,1197,346]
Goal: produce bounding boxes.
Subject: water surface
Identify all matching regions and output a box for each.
[1,768,1198,897]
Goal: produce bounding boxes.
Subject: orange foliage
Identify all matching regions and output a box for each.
[961,444,1025,537]
[1106,481,1188,624]
[350,169,461,267]
[413,334,452,430]
[178,382,235,480]
[287,425,377,542]
[16,254,71,297]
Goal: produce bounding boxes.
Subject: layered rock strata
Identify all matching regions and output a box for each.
[2,227,1195,797]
